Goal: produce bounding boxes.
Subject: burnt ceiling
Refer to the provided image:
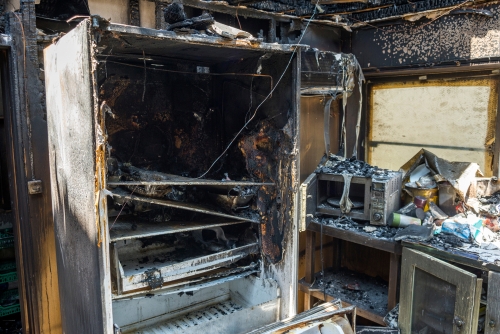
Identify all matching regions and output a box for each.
[32,0,498,26]
[244,0,495,22]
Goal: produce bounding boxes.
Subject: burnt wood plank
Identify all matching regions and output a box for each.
[308,220,402,254]
[332,238,341,272]
[129,0,140,26]
[305,230,316,284]
[387,253,399,311]
[304,230,317,310]
[298,279,386,326]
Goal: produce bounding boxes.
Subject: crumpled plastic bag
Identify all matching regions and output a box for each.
[441,221,471,241]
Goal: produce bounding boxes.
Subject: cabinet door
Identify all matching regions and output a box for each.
[485,271,500,334]
[399,248,482,334]
[45,20,111,333]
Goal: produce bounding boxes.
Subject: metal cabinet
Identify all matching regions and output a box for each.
[44,18,301,333]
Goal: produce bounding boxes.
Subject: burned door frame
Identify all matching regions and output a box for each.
[399,248,483,334]
[364,69,500,177]
[0,5,63,331]
[45,18,302,333]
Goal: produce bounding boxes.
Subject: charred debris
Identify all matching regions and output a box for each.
[312,150,500,254]
[29,0,498,39]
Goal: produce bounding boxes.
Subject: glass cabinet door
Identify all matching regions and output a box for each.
[400,248,482,334]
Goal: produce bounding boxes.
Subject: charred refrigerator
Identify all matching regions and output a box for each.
[44,18,301,333]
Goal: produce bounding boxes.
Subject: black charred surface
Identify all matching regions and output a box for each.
[239,121,293,263]
[0,2,5,33]
[101,62,225,178]
[100,46,296,264]
[164,3,187,24]
[241,0,480,22]
[352,3,500,69]
[130,0,140,26]
[6,2,62,332]
[99,57,288,179]
[35,0,90,20]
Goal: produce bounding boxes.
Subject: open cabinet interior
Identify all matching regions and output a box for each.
[45,19,300,333]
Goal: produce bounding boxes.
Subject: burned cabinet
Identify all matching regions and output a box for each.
[45,18,301,333]
[399,248,483,334]
[485,272,500,334]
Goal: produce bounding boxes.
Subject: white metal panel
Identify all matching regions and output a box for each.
[114,275,279,333]
[45,20,112,334]
[139,300,279,334]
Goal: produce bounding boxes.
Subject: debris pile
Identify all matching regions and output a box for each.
[316,154,382,177]
[163,2,256,41]
[314,149,500,260]
[314,216,399,240]
[164,3,214,31]
[315,268,388,317]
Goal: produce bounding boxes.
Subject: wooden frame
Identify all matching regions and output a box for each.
[365,73,500,177]
[399,248,482,334]
[300,220,401,326]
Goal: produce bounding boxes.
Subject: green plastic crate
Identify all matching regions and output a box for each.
[0,289,19,317]
[0,262,16,284]
[0,230,14,250]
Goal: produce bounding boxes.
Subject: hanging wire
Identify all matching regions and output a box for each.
[196,0,323,179]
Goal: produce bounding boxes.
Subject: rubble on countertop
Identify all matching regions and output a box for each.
[313,216,399,240]
[310,149,500,268]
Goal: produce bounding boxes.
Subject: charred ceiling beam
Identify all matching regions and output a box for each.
[129,0,140,26]
[314,0,370,4]
[348,0,472,22]
[245,0,497,24]
[155,1,167,29]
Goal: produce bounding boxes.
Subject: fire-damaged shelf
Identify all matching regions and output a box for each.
[109,219,249,242]
[109,188,260,223]
[112,265,259,300]
[307,220,402,254]
[107,177,275,187]
[299,268,388,326]
[303,220,401,325]
[112,238,259,294]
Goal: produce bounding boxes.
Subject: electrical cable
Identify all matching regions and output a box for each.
[196,0,322,179]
